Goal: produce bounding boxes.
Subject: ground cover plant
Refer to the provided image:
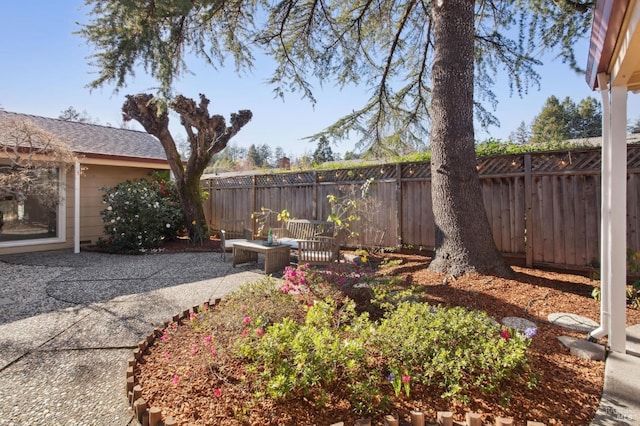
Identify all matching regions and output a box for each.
[132,252,640,425]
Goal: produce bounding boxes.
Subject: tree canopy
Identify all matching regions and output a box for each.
[312,136,335,164]
[0,115,78,208]
[79,0,594,151]
[529,95,601,144]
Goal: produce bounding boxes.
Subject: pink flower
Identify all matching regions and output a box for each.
[210,345,217,357]
[204,335,213,344]
[242,329,248,338]
[164,352,171,360]
[189,312,196,320]
[500,329,511,340]
[402,375,411,384]
[214,388,222,397]
[172,374,179,385]
[242,316,251,325]
[190,344,198,356]
[256,328,264,336]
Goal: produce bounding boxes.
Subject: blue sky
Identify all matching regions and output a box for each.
[1,1,639,158]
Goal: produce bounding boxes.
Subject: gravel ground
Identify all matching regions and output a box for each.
[0,250,264,426]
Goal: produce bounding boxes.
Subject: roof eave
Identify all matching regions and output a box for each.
[586,0,631,90]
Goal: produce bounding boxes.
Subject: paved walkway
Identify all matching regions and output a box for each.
[0,250,264,425]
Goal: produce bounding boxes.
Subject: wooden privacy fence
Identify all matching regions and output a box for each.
[202,145,640,270]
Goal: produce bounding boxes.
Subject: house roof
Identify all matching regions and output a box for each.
[586,0,640,91]
[0,110,168,163]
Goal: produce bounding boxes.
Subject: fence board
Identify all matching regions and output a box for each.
[562,176,576,265]
[541,176,555,263]
[511,178,526,253]
[552,176,565,265]
[628,174,640,250]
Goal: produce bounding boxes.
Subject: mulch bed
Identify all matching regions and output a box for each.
[127,242,640,425]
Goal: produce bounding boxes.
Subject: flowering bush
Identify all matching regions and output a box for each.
[97,175,183,253]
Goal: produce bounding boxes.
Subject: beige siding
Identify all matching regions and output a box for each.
[79,165,159,245]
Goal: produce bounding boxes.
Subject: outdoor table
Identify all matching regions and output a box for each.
[232,240,291,274]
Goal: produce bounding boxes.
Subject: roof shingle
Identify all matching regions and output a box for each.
[0,110,167,161]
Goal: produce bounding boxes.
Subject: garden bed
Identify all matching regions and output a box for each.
[130,251,640,425]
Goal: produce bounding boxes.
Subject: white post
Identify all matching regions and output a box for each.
[590,73,611,341]
[74,161,81,254]
[608,85,627,353]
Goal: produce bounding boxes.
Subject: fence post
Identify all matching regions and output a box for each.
[524,153,533,267]
[313,171,319,220]
[252,175,257,236]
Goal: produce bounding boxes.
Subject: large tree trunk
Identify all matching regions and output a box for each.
[428,0,513,278]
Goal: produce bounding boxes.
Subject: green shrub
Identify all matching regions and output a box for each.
[211,276,305,336]
[97,175,183,253]
[237,299,380,413]
[374,302,534,402]
[592,248,640,309]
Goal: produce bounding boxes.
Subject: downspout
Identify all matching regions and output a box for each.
[74,161,80,254]
[589,72,610,341]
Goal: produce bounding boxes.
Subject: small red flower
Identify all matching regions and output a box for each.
[256,328,264,336]
[214,388,222,397]
[402,375,411,384]
[500,329,511,340]
[172,374,179,385]
[242,316,251,325]
[242,329,248,338]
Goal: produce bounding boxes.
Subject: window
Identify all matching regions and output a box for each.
[0,167,65,245]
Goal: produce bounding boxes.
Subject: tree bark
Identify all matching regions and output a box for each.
[428,0,513,278]
[123,94,252,238]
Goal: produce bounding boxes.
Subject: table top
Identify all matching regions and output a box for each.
[233,240,291,250]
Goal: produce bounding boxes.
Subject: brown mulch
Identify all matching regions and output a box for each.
[133,245,640,425]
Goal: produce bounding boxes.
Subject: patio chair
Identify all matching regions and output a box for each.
[220,219,253,261]
[297,236,340,266]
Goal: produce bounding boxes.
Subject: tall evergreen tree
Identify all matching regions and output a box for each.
[79,0,594,277]
[575,97,601,138]
[530,95,601,144]
[529,96,571,144]
[246,144,260,167]
[312,136,335,164]
[509,121,530,145]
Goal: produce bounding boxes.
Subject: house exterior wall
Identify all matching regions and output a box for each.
[78,164,157,246]
[0,163,163,255]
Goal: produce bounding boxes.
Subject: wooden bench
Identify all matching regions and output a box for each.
[272,219,334,249]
